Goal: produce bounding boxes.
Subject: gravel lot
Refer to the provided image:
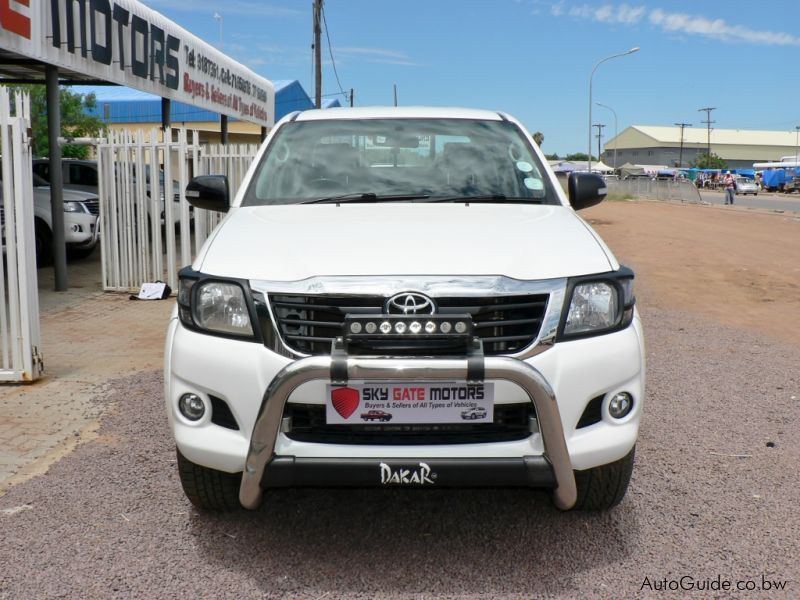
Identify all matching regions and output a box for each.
[2,201,798,599]
[1,304,797,599]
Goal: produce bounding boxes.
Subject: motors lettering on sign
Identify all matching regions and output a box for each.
[49,0,181,90]
[0,0,31,39]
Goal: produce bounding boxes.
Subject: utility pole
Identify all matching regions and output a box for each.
[350,88,354,107]
[313,0,322,108]
[393,83,398,107]
[674,122,692,167]
[593,123,605,164]
[698,107,715,158]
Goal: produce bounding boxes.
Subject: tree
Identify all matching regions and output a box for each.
[545,153,560,160]
[691,152,727,170]
[566,152,594,162]
[8,85,103,159]
[532,131,544,146]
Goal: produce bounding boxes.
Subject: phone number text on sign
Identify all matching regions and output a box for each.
[325,382,494,425]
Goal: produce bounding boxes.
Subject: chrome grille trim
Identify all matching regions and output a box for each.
[251,276,567,359]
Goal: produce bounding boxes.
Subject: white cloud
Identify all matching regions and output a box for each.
[335,47,421,67]
[569,3,645,24]
[649,9,800,45]
[560,3,800,45]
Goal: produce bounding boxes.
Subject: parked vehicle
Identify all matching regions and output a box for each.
[1,171,99,265]
[166,106,645,513]
[735,177,758,195]
[32,158,183,227]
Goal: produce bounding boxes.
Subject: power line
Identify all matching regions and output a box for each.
[674,122,692,167]
[321,3,347,99]
[698,107,715,156]
[593,123,605,161]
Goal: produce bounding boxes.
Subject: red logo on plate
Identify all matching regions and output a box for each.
[331,387,360,419]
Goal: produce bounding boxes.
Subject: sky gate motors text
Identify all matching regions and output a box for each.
[363,386,486,402]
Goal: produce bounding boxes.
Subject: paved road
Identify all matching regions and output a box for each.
[698,188,800,212]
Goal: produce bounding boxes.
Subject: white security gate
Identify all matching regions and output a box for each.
[97,128,258,292]
[0,89,43,383]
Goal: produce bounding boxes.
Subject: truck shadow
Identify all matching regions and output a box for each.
[189,486,638,597]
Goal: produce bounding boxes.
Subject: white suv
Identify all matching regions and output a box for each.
[166,107,645,512]
[1,171,99,265]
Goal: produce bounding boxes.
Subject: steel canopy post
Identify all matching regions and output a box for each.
[46,65,67,291]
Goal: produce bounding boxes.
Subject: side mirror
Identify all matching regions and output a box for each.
[568,172,607,210]
[185,175,229,212]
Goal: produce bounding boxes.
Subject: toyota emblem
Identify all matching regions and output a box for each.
[386,292,436,315]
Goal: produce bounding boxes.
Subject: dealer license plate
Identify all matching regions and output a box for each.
[325,382,494,425]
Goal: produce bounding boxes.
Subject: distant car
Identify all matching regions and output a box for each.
[735,177,759,195]
[1,171,99,266]
[460,407,488,420]
[360,410,393,422]
[33,158,184,228]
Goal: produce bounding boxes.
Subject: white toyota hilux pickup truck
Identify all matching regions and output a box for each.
[166,106,645,512]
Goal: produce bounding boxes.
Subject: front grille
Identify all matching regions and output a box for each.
[82,199,99,215]
[284,402,534,445]
[268,293,549,356]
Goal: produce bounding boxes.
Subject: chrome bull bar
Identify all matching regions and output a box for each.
[239,355,577,510]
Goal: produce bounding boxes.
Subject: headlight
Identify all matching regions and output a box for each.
[560,268,635,339]
[63,201,86,213]
[194,281,254,336]
[564,282,619,335]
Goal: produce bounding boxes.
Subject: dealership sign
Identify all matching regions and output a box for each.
[0,0,274,127]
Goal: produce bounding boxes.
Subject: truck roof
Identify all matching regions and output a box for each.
[294,106,507,122]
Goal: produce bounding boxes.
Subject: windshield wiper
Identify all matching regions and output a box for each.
[424,194,544,204]
[302,193,430,204]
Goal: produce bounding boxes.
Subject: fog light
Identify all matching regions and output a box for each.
[425,321,436,333]
[395,321,407,334]
[440,322,452,333]
[409,321,422,334]
[365,322,377,334]
[380,321,392,334]
[350,322,362,334]
[454,321,467,333]
[608,392,633,419]
[178,393,205,421]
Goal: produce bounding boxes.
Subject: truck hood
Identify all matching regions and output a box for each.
[33,185,98,202]
[197,203,615,281]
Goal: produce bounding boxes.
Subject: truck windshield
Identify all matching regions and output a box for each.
[242,118,558,206]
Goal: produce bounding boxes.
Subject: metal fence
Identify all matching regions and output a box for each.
[606,178,702,203]
[0,89,43,382]
[97,128,259,293]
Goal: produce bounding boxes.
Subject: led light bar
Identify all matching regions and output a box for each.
[343,314,474,343]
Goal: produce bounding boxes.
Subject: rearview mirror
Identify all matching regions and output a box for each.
[185,175,229,212]
[568,172,607,210]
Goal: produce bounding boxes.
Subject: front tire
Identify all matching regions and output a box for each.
[67,245,96,260]
[572,446,635,511]
[176,448,242,511]
[35,219,53,267]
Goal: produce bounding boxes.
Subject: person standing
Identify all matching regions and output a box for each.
[723,171,736,205]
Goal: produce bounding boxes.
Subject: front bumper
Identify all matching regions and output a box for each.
[239,354,577,510]
[165,312,645,509]
[64,212,99,247]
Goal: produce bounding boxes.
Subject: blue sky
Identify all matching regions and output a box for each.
[146,0,800,157]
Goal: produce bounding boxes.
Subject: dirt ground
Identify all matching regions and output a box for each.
[582,200,800,346]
